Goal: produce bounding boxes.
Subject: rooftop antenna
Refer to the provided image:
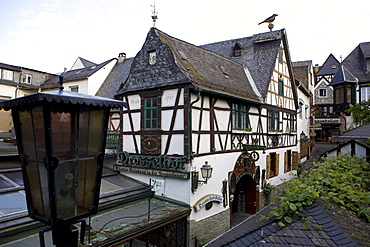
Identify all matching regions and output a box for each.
[151,3,158,27]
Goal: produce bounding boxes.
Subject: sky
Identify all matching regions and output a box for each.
[0,0,369,74]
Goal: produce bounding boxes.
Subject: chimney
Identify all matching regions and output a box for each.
[118,52,126,63]
[64,67,68,73]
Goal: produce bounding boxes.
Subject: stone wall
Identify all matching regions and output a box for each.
[188,209,230,247]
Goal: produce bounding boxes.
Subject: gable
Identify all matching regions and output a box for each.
[316,54,340,76]
[117,28,261,104]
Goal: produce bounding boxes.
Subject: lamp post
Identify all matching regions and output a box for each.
[0,89,126,246]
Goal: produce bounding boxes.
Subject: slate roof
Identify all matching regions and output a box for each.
[206,202,358,247]
[44,58,115,86]
[316,54,340,76]
[340,42,370,84]
[331,124,370,145]
[117,28,262,104]
[96,58,133,98]
[200,30,285,98]
[329,64,358,86]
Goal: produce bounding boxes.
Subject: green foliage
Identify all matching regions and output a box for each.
[266,153,370,228]
[346,101,370,124]
[263,183,274,197]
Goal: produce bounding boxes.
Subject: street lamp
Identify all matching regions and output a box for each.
[191,161,213,193]
[0,88,126,246]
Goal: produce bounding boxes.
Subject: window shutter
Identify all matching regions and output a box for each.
[284,152,287,172]
[292,151,299,170]
[266,155,271,179]
[275,153,280,176]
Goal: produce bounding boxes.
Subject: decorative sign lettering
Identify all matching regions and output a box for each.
[314,119,340,124]
[163,91,176,106]
[253,32,281,43]
[193,194,224,212]
[114,165,190,179]
[243,144,266,151]
[117,151,186,170]
[129,98,140,109]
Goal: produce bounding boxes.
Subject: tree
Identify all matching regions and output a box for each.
[346,101,370,124]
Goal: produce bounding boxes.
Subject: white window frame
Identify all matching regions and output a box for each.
[360,87,370,103]
[69,86,79,92]
[22,74,32,84]
[2,69,14,81]
[318,88,327,98]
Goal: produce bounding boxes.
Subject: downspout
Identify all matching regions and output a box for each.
[189,88,201,160]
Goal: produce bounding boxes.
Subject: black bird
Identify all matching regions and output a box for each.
[258,14,278,25]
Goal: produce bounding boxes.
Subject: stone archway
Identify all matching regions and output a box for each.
[229,152,260,226]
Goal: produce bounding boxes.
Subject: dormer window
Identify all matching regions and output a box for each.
[22,74,32,84]
[148,50,157,65]
[1,69,13,81]
[331,64,336,69]
[232,43,243,57]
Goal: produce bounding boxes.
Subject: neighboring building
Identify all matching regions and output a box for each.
[0,62,58,133]
[329,42,370,132]
[292,60,314,162]
[43,57,117,95]
[326,124,370,160]
[313,54,341,141]
[111,27,300,245]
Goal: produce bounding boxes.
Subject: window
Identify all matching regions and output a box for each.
[335,86,344,104]
[266,152,279,178]
[2,69,13,81]
[279,49,283,64]
[148,50,157,65]
[69,86,79,92]
[299,102,303,119]
[268,109,280,131]
[232,43,242,57]
[278,78,284,96]
[319,88,327,97]
[290,113,296,132]
[22,74,32,83]
[305,105,308,119]
[232,103,250,130]
[144,97,159,130]
[361,87,370,103]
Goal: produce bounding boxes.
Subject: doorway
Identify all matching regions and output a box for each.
[232,174,257,214]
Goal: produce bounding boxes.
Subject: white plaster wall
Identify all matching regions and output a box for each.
[87,60,116,95]
[189,153,240,221]
[120,171,191,204]
[64,79,88,94]
[0,84,16,99]
[162,89,184,106]
[161,134,184,155]
[127,95,141,110]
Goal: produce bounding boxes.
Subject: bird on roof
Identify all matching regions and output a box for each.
[258,14,278,25]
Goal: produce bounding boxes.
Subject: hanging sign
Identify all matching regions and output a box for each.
[193,194,223,212]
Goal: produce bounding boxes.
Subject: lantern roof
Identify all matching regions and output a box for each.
[0,90,127,111]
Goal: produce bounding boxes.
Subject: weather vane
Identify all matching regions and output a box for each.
[258,14,278,31]
[151,3,158,27]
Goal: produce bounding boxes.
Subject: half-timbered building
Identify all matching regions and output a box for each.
[113,28,299,245]
[313,54,341,141]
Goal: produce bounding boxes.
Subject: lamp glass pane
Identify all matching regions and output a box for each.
[76,159,98,215]
[51,110,77,161]
[26,161,50,218]
[18,107,50,219]
[55,161,77,219]
[78,107,105,158]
